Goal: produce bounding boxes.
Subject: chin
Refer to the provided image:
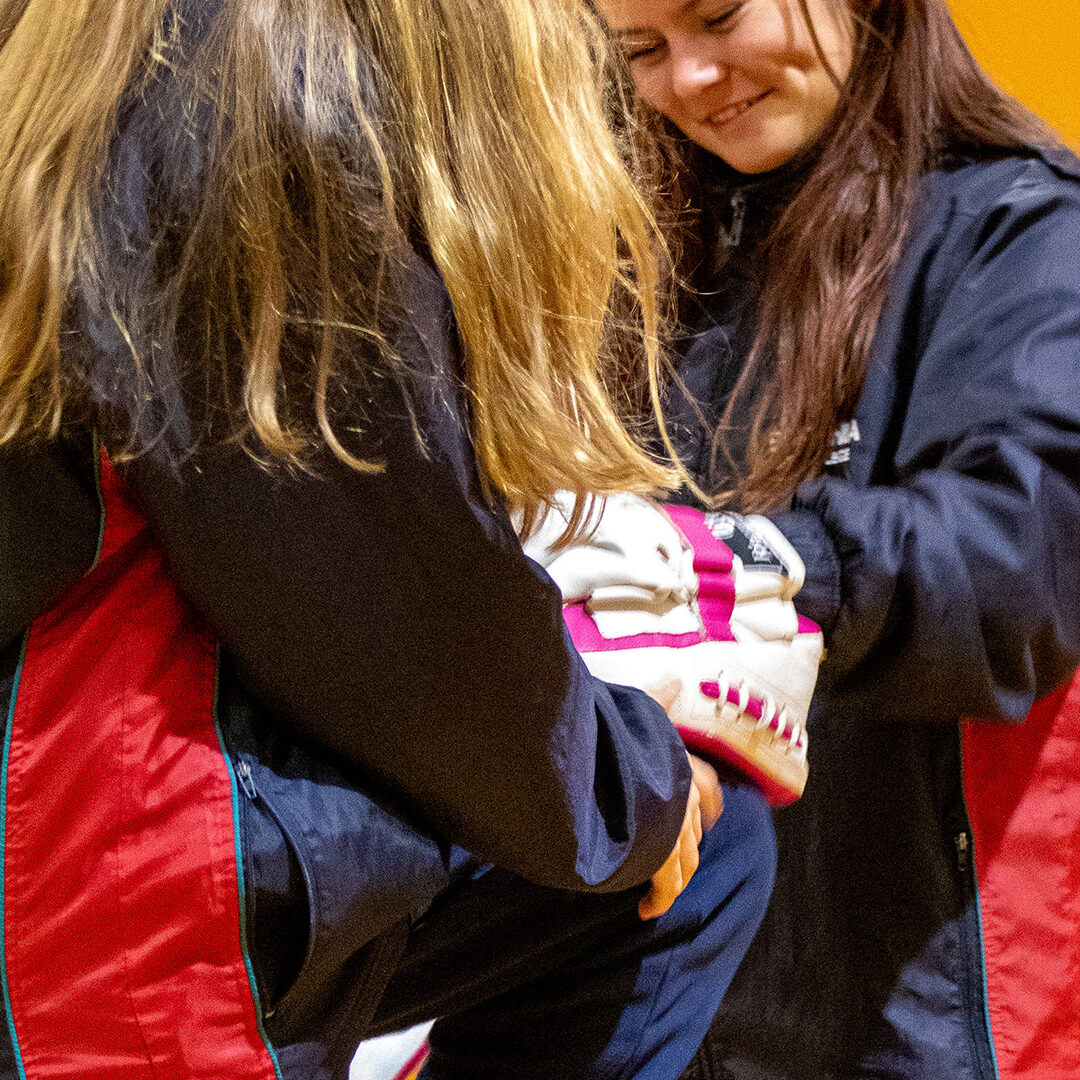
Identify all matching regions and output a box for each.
[691,118,806,176]
[718,146,798,175]
[717,125,811,174]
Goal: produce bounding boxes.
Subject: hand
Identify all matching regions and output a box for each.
[638,754,723,920]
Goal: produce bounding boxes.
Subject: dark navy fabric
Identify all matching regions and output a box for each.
[672,148,1080,1080]
[217,656,442,1073]
[367,783,775,1080]
[0,436,100,651]
[219,659,778,1079]
[779,151,1080,718]
[96,36,694,897]
[215,628,776,1080]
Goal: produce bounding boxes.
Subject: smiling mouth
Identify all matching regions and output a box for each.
[705,90,772,129]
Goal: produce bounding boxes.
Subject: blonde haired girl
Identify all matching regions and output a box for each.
[0,0,774,1076]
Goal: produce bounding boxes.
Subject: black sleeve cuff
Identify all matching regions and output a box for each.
[769,502,842,639]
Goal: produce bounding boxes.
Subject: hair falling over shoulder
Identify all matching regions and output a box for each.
[0,0,681,517]
[0,0,169,443]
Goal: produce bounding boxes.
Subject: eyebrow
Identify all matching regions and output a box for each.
[606,25,657,42]
[604,0,717,40]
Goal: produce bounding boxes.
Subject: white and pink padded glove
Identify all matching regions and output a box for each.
[523,494,823,805]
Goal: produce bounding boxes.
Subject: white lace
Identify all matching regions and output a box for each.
[714,671,807,762]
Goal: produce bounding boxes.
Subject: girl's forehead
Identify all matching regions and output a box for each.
[597,0,853,29]
[594,0,695,30]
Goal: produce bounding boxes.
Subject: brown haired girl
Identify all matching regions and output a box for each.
[0,0,780,1076]
[591,0,1080,1076]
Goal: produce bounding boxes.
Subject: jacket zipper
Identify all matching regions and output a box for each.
[233,754,321,1023]
[955,829,970,874]
[952,821,999,1080]
[237,757,258,800]
[955,732,1003,1080]
[233,758,276,1020]
[237,760,258,803]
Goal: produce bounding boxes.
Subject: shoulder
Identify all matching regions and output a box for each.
[863,147,1080,445]
[888,147,1080,313]
[913,147,1080,258]
[922,144,1080,207]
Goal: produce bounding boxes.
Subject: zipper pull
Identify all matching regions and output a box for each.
[719,190,747,248]
[954,831,970,873]
[236,758,257,800]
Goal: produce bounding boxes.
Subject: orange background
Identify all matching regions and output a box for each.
[948,0,1080,149]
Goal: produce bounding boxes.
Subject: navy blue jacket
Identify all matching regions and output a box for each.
[0,49,697,1073]
[672,148,1080,1080]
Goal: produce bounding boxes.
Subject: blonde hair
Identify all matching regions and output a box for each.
[0,0,680,519]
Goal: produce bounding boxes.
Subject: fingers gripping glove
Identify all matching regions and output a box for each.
[524,495,823,805]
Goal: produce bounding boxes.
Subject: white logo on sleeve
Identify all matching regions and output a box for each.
[825,419,861,467]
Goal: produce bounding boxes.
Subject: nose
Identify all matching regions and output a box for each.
[669,47,726,100]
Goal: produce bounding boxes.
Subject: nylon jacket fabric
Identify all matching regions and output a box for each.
[0,33,698,1075]
[0,451,281,1080]
[669,149,1080,1080]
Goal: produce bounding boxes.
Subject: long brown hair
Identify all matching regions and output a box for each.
[0,0,682,521]
[625,0,1054,510]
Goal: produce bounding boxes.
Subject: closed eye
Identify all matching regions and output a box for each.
[618,38,667,65]
[701,1,745,31]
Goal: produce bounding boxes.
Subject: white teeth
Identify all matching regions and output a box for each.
[708,93,764,127]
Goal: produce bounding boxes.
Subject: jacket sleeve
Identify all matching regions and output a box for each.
[773,163,1080,722]
[125,262,691,895]
[0,435,101,651]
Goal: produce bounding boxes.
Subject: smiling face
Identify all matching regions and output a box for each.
[598,0,854,174]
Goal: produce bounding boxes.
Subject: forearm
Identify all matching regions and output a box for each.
[127,417,691,892]
[775,439,1080,720]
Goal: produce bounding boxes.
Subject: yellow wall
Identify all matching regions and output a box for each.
[947,0,1080,149]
